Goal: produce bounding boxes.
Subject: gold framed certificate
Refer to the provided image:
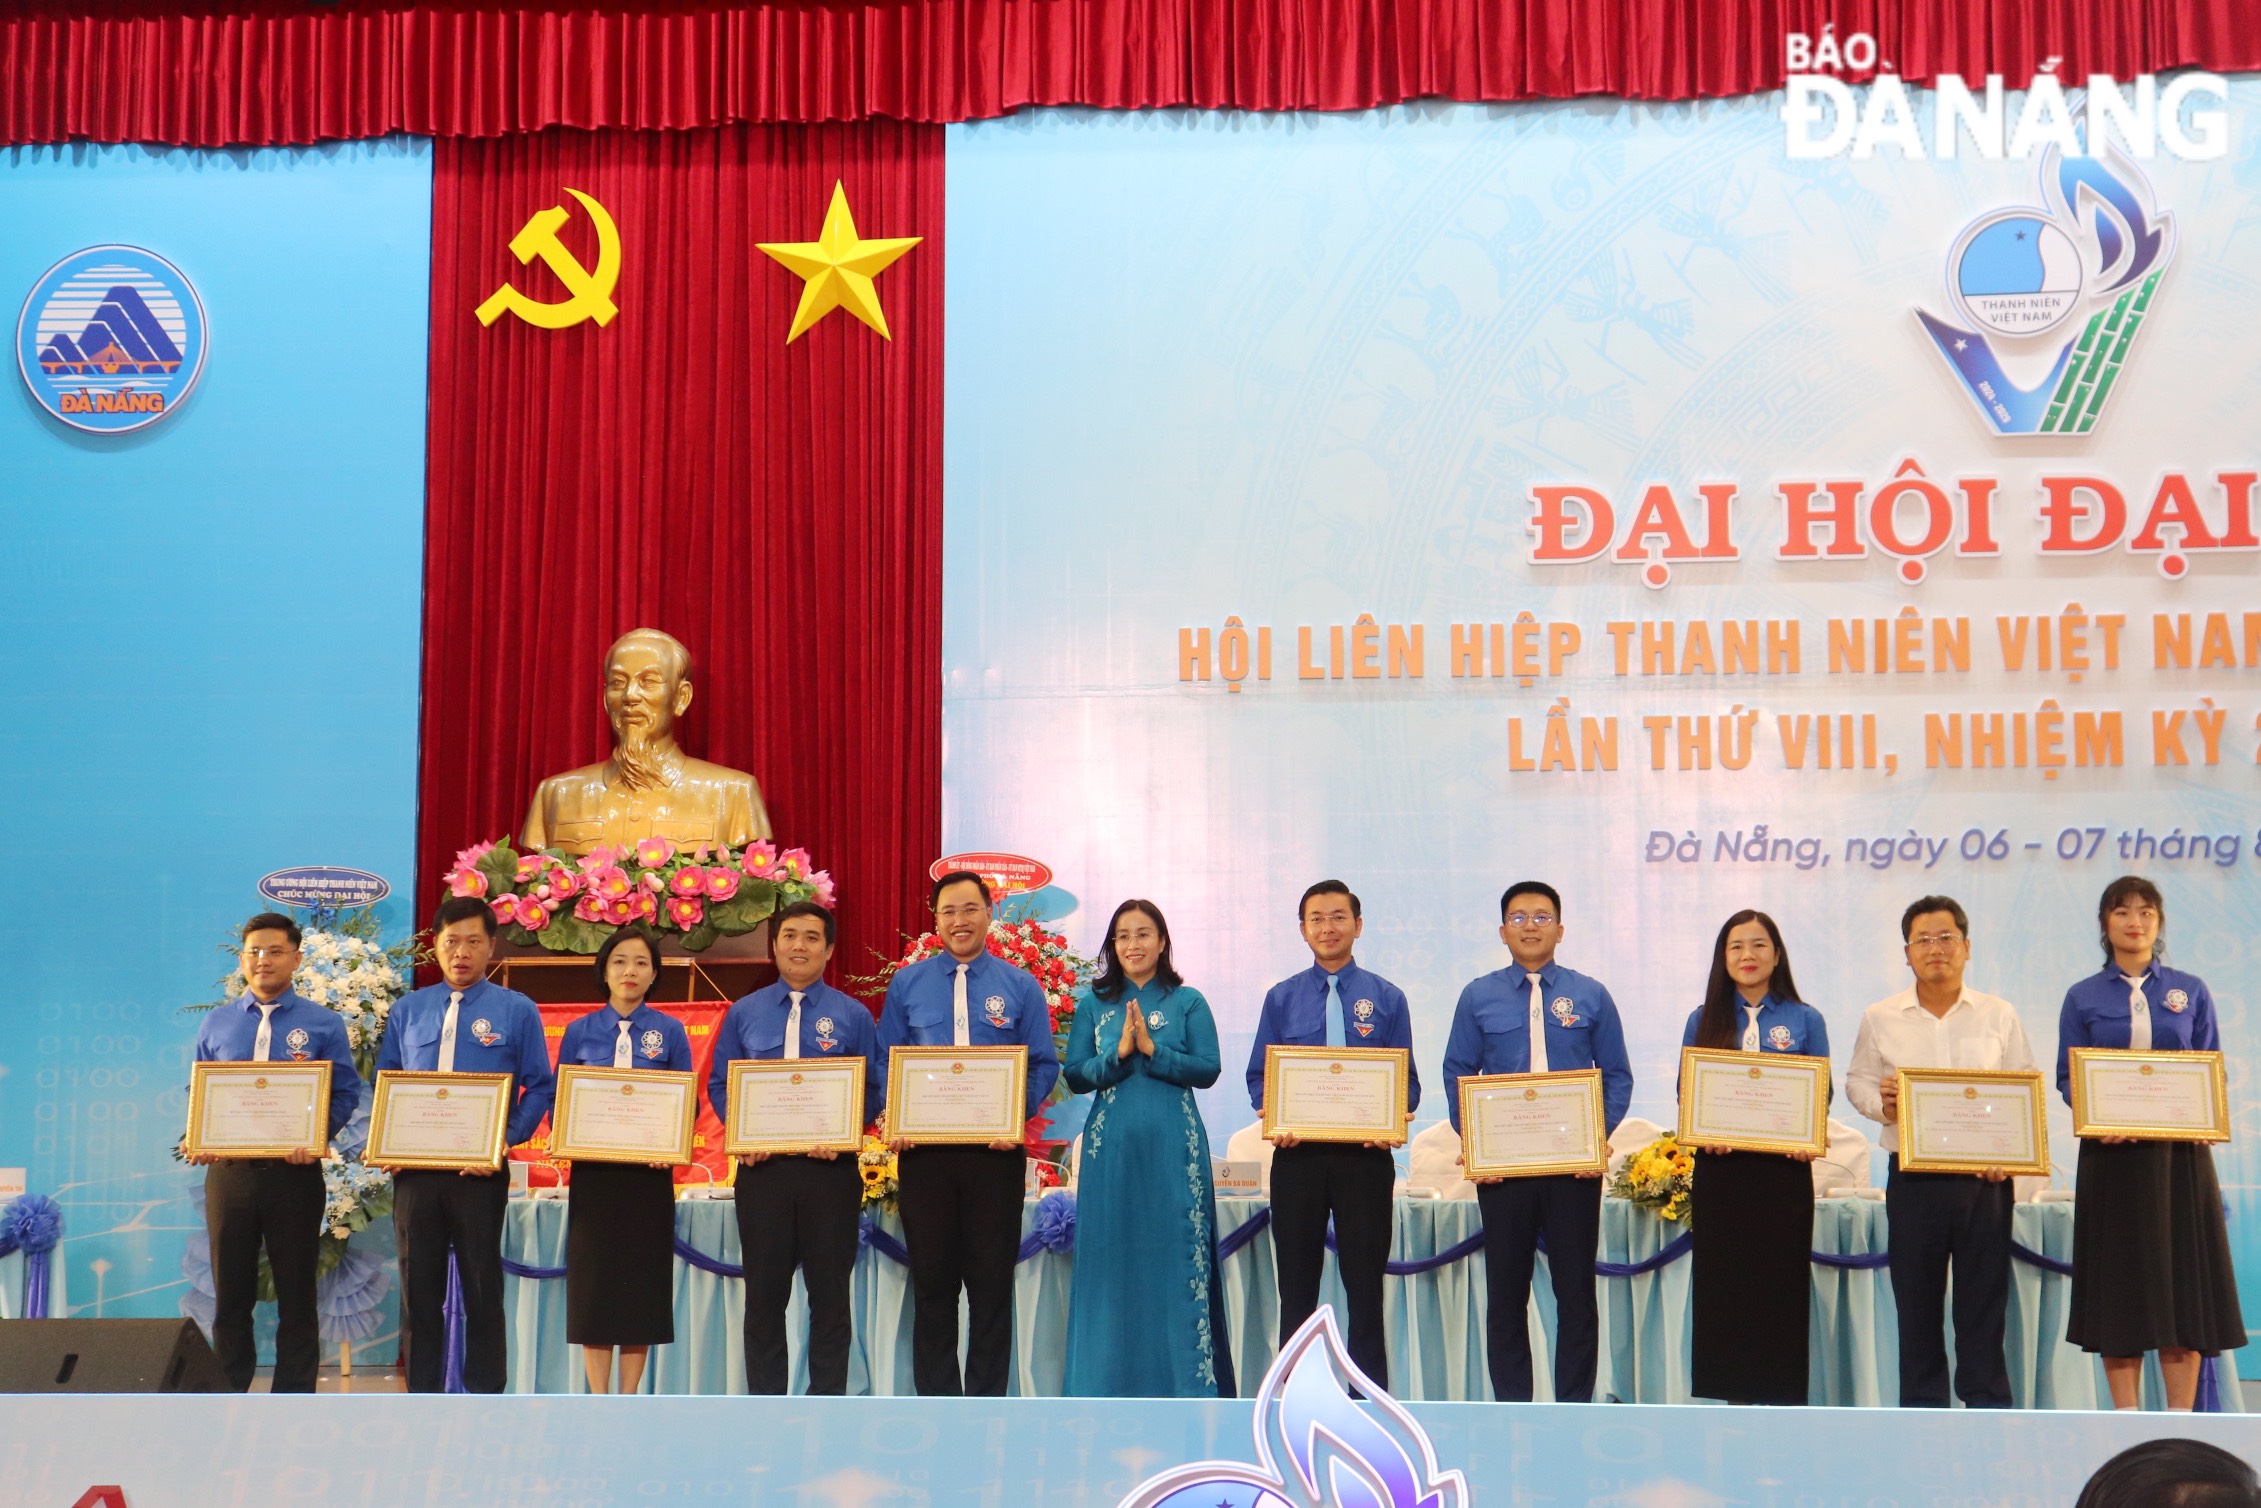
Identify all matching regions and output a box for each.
[1895,1068,2050,1175]
[1677,1048,1830,1156]
[549,1066,698,1165]
[2068,1048,2230,1142]
[1458,1069,1606,1177]
[725,1058,867,1155]
[367,1071,513,1171]
[886,1046,1028,1145]
[1261,1046,1410,1146]
[185,1060,333,1159]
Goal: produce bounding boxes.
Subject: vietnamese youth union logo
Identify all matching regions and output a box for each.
[16,246,207,434]
[1916,147,2173,436]
[1118,1309,1465,1508]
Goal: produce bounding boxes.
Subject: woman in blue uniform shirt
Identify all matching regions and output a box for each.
[2058,876,2243,1410]
[1679,909,1828,1405]
[558,924,693,1394]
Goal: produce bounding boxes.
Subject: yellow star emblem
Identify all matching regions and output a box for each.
[758,181,921,342]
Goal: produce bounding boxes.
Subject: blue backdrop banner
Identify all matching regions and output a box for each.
[942,94,2261,1371]
[0,137,431,1348]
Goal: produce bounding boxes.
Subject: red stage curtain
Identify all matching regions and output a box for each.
[418,120,943,1003]
[2,0,2255,146]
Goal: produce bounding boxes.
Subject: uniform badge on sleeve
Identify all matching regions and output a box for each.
[285,1027,311,1061]
[983,995,1010,1027]
[1550,996,1579,1027]
[2165,989,2190,1013]
[1766,1024,1794,1050]
[472,1018,501,1046]
[639,1028,666,1060]
[1352,999,1376,1037]
[814,1016,839,1051]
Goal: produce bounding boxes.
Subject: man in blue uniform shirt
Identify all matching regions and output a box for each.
[187,912,364,1392]
[371,895,555,1393]
[1245,879,1419,1391]
[878,871,1062,1396]
[1441,881,1633,1403]
[710,900,885,1395]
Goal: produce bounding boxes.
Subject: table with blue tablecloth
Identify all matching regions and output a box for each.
[497,1193,2241,1407]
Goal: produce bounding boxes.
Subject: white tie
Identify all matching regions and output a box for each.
[784,990,804,1061]
[252,1002,278,1062]
[952,964,971,1047]
[613,1018,633,1068]
[438,990,462,1073]
[1525,972,1549,1073]
[2123,973,2153,1051]
[1742,1004,1761,1052]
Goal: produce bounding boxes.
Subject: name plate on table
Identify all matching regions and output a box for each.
[185,1061,332,1159]
[725,1058,866,1155]
[1677,1048,1830,1156]
[2068,1048,2230,1142]
[1458,1069,1607,1177]
[1261,1046,1410,1146]
[886,1046,1028,1145]
[550,1066,697,1165]
[1895,1068,2050,1175]
[367,1071,513,1171]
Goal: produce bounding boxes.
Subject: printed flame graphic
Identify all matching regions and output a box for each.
[1116,1309,1467,1508]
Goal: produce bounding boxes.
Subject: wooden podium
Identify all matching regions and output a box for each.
[484,922,776,1003]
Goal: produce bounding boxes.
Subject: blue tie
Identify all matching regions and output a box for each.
[1323,974,1345,1048]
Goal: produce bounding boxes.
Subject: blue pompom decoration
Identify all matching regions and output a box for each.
[0,1192,62,1255]
[1032,1191,1077,1253]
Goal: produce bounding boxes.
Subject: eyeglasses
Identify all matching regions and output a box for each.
[1908,932,1965,950]
[242,946,298,961]
[1505,912,1557,928]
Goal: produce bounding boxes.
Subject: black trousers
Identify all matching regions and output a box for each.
[204,1159,325,1392]
[735,1155,864,1394]
[393,1168,511,1393]
[1270,1142,1395,1391]
[897,1145,1025,1396]
[1476,1174,1602,1402]
[1886,1155,2014,1407]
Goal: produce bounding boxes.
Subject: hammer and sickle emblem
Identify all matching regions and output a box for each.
[475,188,622,329]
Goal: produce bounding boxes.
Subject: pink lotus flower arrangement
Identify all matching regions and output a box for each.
[441,837,834,955]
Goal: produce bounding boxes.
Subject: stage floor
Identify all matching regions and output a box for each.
[5,1385,2257,1508]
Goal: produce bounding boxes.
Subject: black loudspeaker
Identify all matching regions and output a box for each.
[0,1319,229,1393]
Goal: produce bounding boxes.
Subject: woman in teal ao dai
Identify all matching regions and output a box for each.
[1061,899,1236,1397]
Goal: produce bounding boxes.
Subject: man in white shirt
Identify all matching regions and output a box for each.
[1847,895,2038,1408]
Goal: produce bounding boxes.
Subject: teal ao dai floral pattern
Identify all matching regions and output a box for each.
[1060,980,1234,1397]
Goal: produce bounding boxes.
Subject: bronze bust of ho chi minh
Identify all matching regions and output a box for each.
[519,627,771,857]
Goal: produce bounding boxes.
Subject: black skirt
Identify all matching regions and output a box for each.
[565,1161,677,1347]
[1690,1149,1812,1404]
[2068,1139,2245,1356]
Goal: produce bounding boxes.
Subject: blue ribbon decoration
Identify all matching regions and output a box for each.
[498,1210,2076,1284]
[443,1254,468,1393]
[0,1192,64,1319]
[488,1195,2210,1407]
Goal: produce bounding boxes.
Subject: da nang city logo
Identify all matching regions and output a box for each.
[1916,147,2172,436]
[1118,1310,1465,1508]
[16,245,208,434]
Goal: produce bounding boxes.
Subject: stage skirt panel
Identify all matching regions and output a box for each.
[566,1162,678,1347]
[1689,1150,1814,1405]
[2068,1139,2246,1356]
